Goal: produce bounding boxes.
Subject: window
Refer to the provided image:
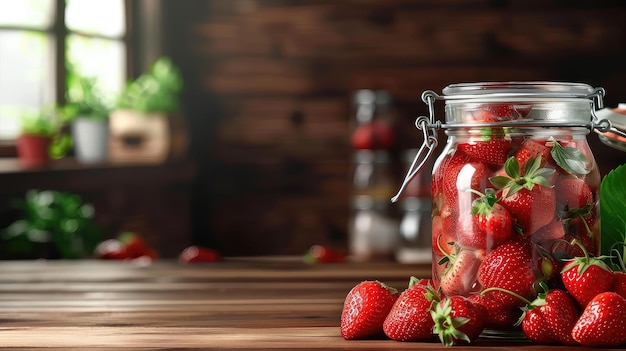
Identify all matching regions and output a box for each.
[0,0,128,141]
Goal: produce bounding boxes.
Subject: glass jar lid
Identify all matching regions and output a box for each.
[442,81,596,99]
[439,81,602,128]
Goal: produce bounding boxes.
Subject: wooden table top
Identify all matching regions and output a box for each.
[0,258,620,350]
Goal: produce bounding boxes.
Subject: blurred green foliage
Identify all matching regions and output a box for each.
[116,57,183,114]
[1,190,102,259]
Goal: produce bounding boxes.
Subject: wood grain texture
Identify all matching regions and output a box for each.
[0,259,613,350]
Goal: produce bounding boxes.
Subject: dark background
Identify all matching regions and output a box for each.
[3,0,626,258]
[165,0,626,256]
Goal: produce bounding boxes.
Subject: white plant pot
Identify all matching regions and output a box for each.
[72,117,109,164]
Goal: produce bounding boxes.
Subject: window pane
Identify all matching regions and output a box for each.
[0,0,55,28]
[66,0,125,38]
[0,31,55,140]
[67,34,126,104]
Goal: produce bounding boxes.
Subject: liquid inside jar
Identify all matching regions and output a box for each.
[430,101,601,331]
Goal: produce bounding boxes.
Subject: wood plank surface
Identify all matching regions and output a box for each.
[0,259,620,350]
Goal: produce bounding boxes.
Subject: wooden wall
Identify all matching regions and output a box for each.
[162,0,626,256]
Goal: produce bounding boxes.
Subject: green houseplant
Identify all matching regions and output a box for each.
[116,57,183,113]
[16,106,69,168]
[109,57,184,163]
[0,190,102,259]
[62,63,112,163]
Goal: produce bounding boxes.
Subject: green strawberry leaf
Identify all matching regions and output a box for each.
[551,140,590,175]
[601,164,626,266]
[489,176,513,190]
[504,157,521,178]
[524,156,541,178]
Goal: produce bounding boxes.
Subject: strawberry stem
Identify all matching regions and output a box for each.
[480,287,532,305]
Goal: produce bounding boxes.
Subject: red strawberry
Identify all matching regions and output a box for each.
[520,288,578,345]
[351,120,394,150]
[433,151,470,204]
[304,244,345,263]
[439,247,484,297]
[465,109,501,123]
[431,295,488,346]
[340,280,399,340]
[458,138,511,166]
[179,246,221,263]
[531,219,565,246]
[569,215,599,257]
[478,239,538,308]
[561,244,614,307]
[555,177,592,209]
[572,292,626,347]
[383,281,440,341]
[614,272,626,299]
[469,292,520,329]
[457,188,514,250]
[431,215,456,257]
[486,103,518,118]
[514,139,552,173]
[466,104,532,123]
[500,186,556,235]
[94,239,128,260]
[490,156,556,235]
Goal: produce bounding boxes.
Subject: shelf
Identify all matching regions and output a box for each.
[0,158,197,193]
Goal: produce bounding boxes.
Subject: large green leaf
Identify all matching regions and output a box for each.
[600,164,626,259]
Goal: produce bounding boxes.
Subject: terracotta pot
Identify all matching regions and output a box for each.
[16,134,52,168]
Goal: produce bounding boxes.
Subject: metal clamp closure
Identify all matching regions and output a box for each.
[391,91,440,203]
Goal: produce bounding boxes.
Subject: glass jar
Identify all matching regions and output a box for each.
[349,150,399,261]
[393,82,613,332]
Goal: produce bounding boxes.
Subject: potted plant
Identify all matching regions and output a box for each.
[16,106,65,168]
[0,190,102,259]
[62,63,111,164]
[109,57,184,163]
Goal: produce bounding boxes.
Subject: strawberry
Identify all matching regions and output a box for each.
[303,244,345,263]
[439,247,484,297]
[340,280,399,340]
[469,292,520,329]
[614,272,626,299]
[478,239,538,309]
[570,215,599,256]
[433,152,490,239]
[572,292,626,347]
[457,188,514,250]
[520,288,579,345]
[561,242,614,307]
[351,120,394,150]
[179,246,221,263]
[490,156,556,235]
[514,139,552,173]
[531,219,565,246]
[431,295,487,346]
[383,279,440,341]
[465,103,532,122]
[94,239,128,260]
[555,177,592,209]
[458,138,511,166]
[431,215,455,257]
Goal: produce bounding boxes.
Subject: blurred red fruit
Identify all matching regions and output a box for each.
[179,246,221,263]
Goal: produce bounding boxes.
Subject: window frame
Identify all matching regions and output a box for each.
[0,0,138,156]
